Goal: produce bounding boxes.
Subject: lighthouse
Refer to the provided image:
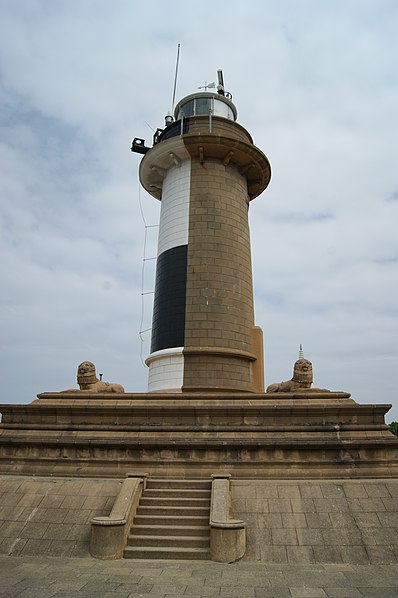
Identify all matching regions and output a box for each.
[132,73,271,393]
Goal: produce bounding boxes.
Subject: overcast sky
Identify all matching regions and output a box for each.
[1,1,397,420]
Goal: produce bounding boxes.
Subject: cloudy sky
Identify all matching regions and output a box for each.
[1,1,397,420]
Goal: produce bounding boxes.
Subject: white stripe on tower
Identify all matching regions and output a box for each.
[157,160,190,255]
[146,158,191,392]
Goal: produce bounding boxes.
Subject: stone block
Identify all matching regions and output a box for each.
[255,485,278,499]
[0,520,26,537]
[299,484,323,498]
[46,539,74,557]
[231,498,246,513]
[40,508,68,523]
[386,483,398,497]
[359,528,378,546]
[313,545,343,563]
[340,545,369,564]
[364,527,398,545]
[67,524,90,542]
[271,529,298,546]
[259,545,287,563]
[42,523,73,540]
[296,529,324,546]
[353,512,381,528]
[358,498,386,512]
[290,588,327,597]
[313,498,349,513]
[381,498,398,512]
[281,513,307,528]
[0,506,26,521]
[21,538,52,555]
[60,495,87,509]
[19,522,48,539]
[268,499,292,513]
[277,486,300,499]
[291,499,316,513]
[83,496,107,510]
[251,528,272,546]
[322,589,363,598]
[366,546,397,564]
[346,499,363,511]
[286,545,315,564]
[40,495,65,509]
[1,537,28,555]
[1,493,23,507]
[320,484,345,498]
[321,528,362,546]
[329,513,357,529]
[242,513,258,529]
[70,541,90,557]
[258,513,282,529]
[0,480,22,493]
[364,483,391,498]
[342,483,368,498]
[233,484,256,499]
[62,509,92,524]
[306,513,332,528]
[17,494,44,507]
[246,499,269,513]
[377,512,398,530]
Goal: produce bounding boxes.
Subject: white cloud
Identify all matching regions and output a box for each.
[0,0,397,422]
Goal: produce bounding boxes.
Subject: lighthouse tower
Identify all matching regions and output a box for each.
[133,76,271,393]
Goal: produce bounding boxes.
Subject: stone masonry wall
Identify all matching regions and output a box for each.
[0,476,122,557]
[183,158,255,391]
[232,479,398,565]
[2,475,397,564]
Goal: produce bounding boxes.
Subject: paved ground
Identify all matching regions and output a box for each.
[0,556,398,598]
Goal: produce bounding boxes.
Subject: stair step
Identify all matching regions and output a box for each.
[137,506,209,516]
[141,497,210,507]
[144,488,211,498]
[124,478,212,561]
[128,534,210,548]
[146,479,211,490]
[131,525,210,537]
[134,515,209,527]
[123,545,210,560]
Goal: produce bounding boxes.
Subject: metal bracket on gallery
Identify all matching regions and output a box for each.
[131,138,151,155]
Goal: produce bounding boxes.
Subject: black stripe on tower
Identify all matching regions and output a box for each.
[150,244,188,353]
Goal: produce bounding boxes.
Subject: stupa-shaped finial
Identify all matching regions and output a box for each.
[298,344,304,359]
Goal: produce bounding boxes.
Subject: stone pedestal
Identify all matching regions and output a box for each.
[1,390,397,478]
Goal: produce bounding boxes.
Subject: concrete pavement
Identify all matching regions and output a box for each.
[0,556,398,598]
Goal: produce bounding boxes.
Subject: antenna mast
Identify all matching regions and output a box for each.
[171,43,181,114]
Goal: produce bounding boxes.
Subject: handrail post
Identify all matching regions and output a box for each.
[210,473,246,563]
[90,473,148,559]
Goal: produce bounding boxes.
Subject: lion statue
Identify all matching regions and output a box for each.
[266,351,330,393]
[64,361,124,393]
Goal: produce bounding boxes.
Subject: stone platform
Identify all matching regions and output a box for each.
[1,475,398,566]
[0,391,397,478]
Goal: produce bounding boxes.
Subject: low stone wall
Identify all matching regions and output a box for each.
[231,479,398,564]
[1,475,397,564]
[0,475,122,557]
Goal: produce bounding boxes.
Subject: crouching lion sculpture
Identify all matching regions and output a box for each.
[266,353,330,393]
[64,361,124,393]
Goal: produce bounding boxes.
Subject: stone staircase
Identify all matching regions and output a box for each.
[124,478,211,560]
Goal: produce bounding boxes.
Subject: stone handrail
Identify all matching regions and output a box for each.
[89,473,147,559]
[210,474,246,562]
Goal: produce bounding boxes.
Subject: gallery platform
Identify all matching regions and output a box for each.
[1,390,397,479]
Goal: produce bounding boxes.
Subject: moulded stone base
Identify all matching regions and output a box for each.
[0,390,398,479]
